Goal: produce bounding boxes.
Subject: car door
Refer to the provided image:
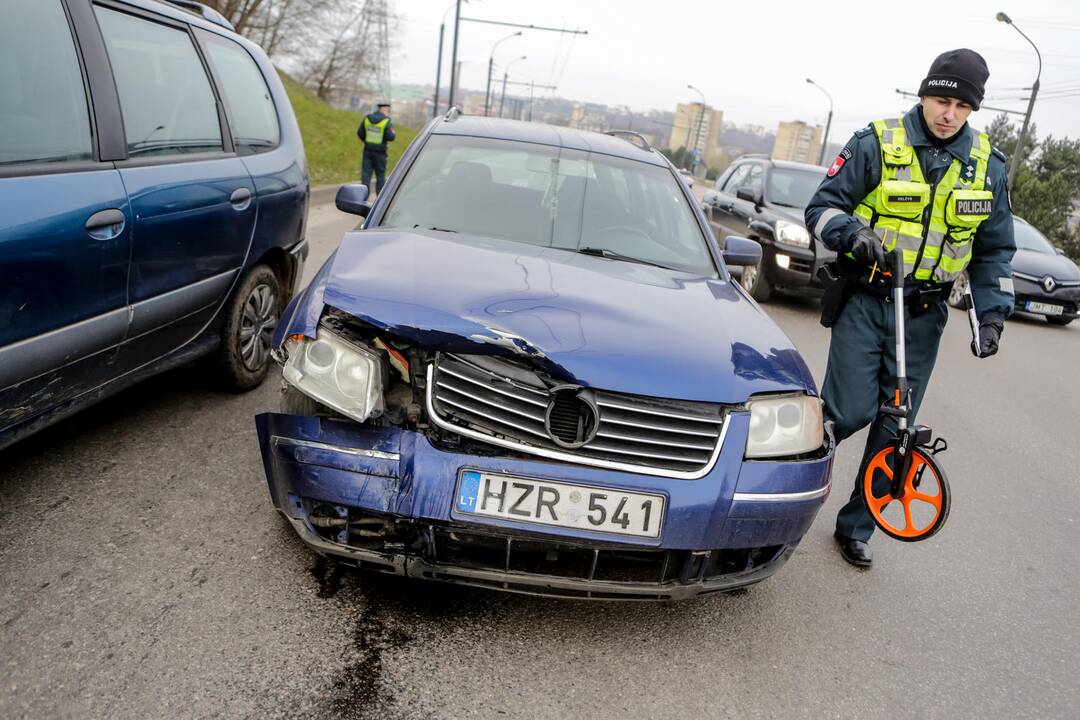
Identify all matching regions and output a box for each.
[0,0,132,433]
[90,2,256,365]
[708,163,750,239]
[727,162,764,238]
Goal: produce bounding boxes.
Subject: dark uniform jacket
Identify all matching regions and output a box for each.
[356,111,396,155]
[805,104,1016,325]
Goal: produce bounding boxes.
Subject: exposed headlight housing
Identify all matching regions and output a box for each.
[282,330,385,422]
[775,220,810,248]
[744,393,823,458]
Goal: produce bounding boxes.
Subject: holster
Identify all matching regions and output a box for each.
[817,262,850,328]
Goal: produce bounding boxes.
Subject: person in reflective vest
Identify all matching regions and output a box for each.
[805,48,1016,568]
[357,102,396,195]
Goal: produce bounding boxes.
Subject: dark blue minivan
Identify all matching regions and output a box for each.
[1,0,309,449]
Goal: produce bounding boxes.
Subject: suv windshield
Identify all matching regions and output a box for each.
[1013,220,1056,254]
[382,135,716,276]
[767,168,824,209]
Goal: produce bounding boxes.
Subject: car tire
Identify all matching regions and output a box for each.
[218,264,282,392]
[740,258,773,302]
[946,270,969,308]
[1046,316,1073,326]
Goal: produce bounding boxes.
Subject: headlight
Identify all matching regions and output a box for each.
[281,330,384,422]
[775,220,810,248]
[744,393,823,459]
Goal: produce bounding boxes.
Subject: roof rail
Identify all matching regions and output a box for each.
[738,153,770,159]
[444,106,462,122]
[605,130,651,152]
[162,1,236,30]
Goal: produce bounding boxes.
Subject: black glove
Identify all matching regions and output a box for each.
[849,227,887,268]
[972,320,1003,358]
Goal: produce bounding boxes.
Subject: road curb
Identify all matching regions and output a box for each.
[311,184,340,206]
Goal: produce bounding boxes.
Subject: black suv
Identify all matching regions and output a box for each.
[702,156,834,301]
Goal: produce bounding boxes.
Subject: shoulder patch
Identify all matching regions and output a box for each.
[991,147,1008,163]
[854,126,873,138]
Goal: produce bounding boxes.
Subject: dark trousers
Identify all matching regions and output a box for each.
[361,150,388,194]
[822,292,948,542]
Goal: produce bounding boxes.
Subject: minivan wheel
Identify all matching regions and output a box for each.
[219,264,282,391]
[740,260,773,302]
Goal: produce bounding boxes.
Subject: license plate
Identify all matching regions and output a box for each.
[455,470,665,539]
[1026,301,1064,315]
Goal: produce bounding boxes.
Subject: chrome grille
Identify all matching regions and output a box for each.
[428,354,727,477]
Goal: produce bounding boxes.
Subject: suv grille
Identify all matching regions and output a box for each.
[428,354,726,477]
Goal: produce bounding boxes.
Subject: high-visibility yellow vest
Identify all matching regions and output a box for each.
[852,117,993,283]
[363,116,389,146]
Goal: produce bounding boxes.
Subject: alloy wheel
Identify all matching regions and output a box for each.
[239,283,278,372]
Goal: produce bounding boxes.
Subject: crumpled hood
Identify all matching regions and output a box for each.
[288,229,815,403]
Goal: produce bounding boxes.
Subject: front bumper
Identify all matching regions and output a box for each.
[256,411,834,600]
[1012,277,1080,320]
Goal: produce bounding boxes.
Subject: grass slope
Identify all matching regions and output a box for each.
[280,72,417,188]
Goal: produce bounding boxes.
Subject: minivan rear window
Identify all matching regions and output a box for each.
[0,0,92,165]
[200,32,280,155]
[95,6,223,158]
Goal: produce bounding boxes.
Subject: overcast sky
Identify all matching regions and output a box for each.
[391,0,1080,147]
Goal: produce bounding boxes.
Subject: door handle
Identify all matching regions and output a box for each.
[85,208,125,240]
[230,187,252,209]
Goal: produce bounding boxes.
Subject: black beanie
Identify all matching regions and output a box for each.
[918,49,989,110]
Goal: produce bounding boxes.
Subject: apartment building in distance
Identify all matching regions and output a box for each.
[668,102,724,167]
[771,121,823,165]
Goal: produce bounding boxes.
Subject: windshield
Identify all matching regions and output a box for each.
[1013,220,1056,254]
[382,135,716,276]
[766,168,824,209]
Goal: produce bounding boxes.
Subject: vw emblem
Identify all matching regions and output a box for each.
[1043,275,1057,293]
[544,386,599,450]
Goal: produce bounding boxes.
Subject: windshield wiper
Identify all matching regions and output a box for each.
[576,247,673,270]
[414,224,457,233]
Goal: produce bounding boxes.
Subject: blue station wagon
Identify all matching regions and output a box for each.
[1,0,308,449]
[256,115,834,600]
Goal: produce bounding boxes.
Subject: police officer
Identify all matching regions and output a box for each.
[805,49,1016,567]
[358,102,396,196]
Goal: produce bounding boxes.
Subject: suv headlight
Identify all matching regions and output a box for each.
[775,220,810,248]
[282,330,384,422]
[744,393,823,458]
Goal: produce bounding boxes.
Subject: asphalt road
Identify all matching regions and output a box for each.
[2,200,1078,719]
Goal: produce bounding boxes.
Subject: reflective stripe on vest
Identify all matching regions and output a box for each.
[364,116,389,146]
[851,117,993,283]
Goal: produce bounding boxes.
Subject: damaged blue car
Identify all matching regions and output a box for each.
[256,115,835,600]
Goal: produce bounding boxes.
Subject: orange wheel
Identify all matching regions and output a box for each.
[862,445,950,542]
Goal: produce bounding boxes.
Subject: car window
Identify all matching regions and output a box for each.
[200,32,280,155]
[721,165,748,193]
[1013,221,1056,254]
[743,164,764,197]
[0,0,92,165]
[766,168,824,209]
[95,6,223,157]
[382,135,716,276]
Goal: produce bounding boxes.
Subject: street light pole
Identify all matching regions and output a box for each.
[447,0,462,108]
[687,84,706,171]
[485,31,522,117]
[498,55,527,118]
[997,11,1042,190]
[806,78,834,166]
[432,20,445,117]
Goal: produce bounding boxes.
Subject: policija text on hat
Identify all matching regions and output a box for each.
[804,48,1016,568]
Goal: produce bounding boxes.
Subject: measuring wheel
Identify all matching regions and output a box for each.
[862,445,951,542]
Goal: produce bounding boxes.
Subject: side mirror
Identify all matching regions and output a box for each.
[722,236,762,267]
[335,183,371,217]
[736,187,762,206]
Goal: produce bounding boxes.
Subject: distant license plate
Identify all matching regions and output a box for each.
[455,470,665,539]
[1026,301,1063,315]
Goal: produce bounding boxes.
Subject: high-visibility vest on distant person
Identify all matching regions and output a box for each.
[851,117,994,283]
[363,115,390,146]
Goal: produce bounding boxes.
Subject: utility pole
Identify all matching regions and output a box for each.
[485,31,521,116]
[447,0,462,108]
[997,12,1042,190]
[498,56,527,117]
[432,20,444,117]
[806,78,833,166]
[528,80,534,121]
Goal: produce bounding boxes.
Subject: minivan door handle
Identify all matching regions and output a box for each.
[85,208,125,240]
[230,187,252,209]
